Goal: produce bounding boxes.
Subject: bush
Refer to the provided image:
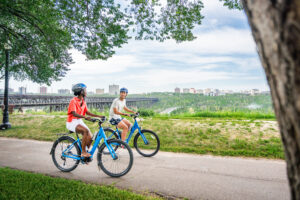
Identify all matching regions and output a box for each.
[138,109,155,117]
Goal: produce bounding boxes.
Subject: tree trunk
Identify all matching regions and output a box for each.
[242,0,300,198]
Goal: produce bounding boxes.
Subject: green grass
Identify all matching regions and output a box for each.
[0,167,161,200]
[1,113,284,159]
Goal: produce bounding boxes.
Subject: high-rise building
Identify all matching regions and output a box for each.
[196,89,203,94]
[183,88,189,93]
[204,88,212,96]
[213,89,220,96]
[109,84,119,95]
[8,88,14,93]
[96,88,104,94]
[190,88,196,94]
[19,87,27,95]
[174,87,181,93]
[58,89,70,94]
[39,86,47,94]
[251,89,260,96]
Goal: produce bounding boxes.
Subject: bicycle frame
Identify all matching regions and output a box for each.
[109,118,149,145]
[62,126,118,160]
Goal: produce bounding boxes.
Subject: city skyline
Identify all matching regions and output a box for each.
[7,85,269,95]
[7,0,269,94]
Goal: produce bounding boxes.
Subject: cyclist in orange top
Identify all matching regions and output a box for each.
[66,83,104,158]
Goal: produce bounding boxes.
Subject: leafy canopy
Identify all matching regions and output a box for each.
[0,0,240,84]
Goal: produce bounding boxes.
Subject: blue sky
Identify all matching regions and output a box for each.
[9,0,269,94]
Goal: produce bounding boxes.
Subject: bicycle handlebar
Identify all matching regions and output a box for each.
[89,117,106,123]
[130,112,139,118]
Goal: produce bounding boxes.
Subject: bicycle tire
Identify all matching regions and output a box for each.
[51,136,80,172]
[134,129,160,157]
[97,139,133,177]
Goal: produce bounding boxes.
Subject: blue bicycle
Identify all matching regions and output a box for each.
[50,117,133,177]
[104,113,160,157]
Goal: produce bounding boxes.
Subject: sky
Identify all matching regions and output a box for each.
[8,0,270,94]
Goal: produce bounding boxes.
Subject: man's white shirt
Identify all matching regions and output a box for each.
[109,98,126,120]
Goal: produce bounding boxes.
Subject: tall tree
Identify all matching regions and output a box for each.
[242,0,300,198]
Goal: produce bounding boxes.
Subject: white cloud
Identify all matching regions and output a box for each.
[68,50,150,76]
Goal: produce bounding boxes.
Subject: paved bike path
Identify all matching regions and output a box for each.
[0,137,289,200]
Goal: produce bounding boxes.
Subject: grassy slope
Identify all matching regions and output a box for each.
[0,114,284,159]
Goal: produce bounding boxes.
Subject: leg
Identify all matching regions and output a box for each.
[75,124,92,157]
[122,118,132,130]
[117,121,128,141]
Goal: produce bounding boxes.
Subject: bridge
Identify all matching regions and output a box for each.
[0,95,158,112]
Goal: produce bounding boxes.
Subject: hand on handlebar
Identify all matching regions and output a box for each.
[85,116,91,121]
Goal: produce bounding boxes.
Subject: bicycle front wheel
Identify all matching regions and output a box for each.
[134,130,160,157]
[97,139,133,177]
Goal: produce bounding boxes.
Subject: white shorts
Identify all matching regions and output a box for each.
[66,119,90,133]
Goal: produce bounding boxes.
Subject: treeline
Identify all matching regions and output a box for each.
[131,93,274,114]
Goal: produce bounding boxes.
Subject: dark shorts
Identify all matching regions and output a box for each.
[109,118,123,126]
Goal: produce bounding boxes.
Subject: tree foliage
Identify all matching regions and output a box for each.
[0,0,210,84]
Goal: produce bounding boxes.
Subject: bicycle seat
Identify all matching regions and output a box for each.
[69,131,74,134]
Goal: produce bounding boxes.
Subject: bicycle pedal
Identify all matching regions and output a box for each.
[81,157,93,163]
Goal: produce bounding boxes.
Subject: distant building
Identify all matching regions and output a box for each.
[39,86,47,94]
[174,87,181,93]
[88,91,95,95]
[183,88,189,93]
[58,89,70,94]
[213,89,220,96]
[204,88,212,96]
[196,89,203,94]
[223,90,234,95]
[19,87,27,95]
[109,84,119,95]
[240,90,251,95]
[251,89,260,96]
[8,88,14,93]
[190,88,196,94]
[0,89,3,94]
[96,88,104,94]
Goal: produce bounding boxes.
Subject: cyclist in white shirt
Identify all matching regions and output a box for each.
[109,87,136,141]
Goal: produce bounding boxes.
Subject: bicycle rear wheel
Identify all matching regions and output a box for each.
[134,130,160,157]
[51,136,80,172]
[97,139,133,177]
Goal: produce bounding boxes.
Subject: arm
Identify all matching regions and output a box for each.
[124,106,136,114]
[71,111,90,120]
[86,110,105,118]
[113,107,130,117]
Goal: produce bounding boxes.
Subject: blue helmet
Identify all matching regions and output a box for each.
[72,83,87,94]
[120,87,128,94]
